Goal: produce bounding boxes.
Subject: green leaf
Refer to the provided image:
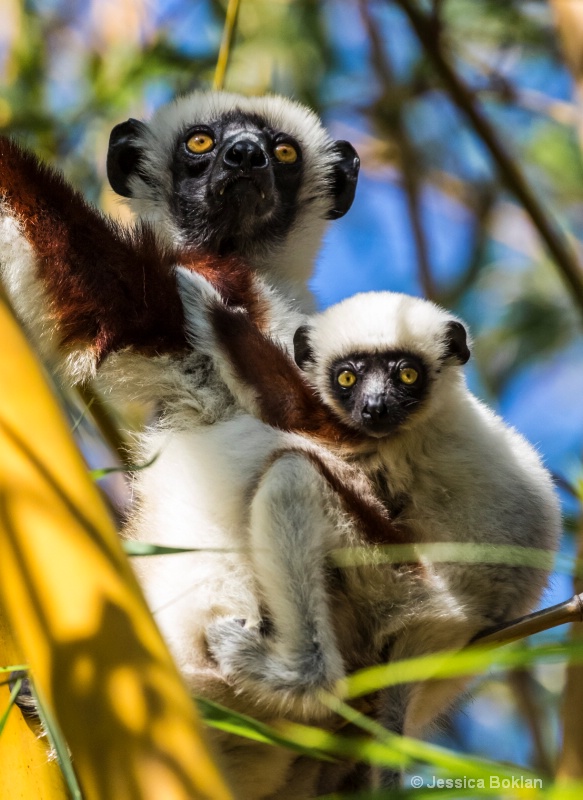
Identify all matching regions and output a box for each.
[318,693,530,780]
[90,452,159,481]
[123,541,244,556]
[195,696,334,761]
[332,542,563,572]
[344,639,583,700]
[33,683,83,800]
[0,676,22,737]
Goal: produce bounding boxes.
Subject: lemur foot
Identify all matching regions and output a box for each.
[206,617,342,698]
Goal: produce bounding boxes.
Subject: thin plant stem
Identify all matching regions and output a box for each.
[213,0,242,91]
[393,0,583,318]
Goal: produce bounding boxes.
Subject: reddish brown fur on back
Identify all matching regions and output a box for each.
[210,302,367,448]
[0,137,188,362]
[180,252,270,331]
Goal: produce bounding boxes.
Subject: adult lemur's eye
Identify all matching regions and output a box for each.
[337,370,357,388]
[399,367,419,385]
[274,143,298,164]
[186,133,215,154]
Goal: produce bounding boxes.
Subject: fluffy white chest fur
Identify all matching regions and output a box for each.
[130,415,279,680]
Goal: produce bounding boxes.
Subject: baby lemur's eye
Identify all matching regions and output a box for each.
[186,132,215,154]
[399,366,419,385]
[337,370,357,388]
[274,143,298,164]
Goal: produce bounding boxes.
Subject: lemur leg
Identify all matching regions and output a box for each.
[206,452,344,709]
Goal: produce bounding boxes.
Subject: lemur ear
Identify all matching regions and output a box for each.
[443,320,470,365]
[326,141,360,220]
[293,325,316,369]
[107,119,148,197]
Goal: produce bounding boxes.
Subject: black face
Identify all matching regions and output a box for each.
[327,351,430,437]
[107,110,360,258]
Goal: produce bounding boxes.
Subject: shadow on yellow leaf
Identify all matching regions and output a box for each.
[0,290,233,799]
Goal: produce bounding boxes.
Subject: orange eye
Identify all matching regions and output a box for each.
[274,143,298,164]
[186,133,214,154]
[337,370,357,388]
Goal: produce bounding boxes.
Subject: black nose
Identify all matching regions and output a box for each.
[361,395,388,423]
[223,139,269,171]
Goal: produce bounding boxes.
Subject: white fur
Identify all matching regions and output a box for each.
[309,291,467,369]
[129,413,386,798]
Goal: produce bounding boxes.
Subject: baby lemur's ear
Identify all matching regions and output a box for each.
[443,320,470,365]
[293,325,316,370]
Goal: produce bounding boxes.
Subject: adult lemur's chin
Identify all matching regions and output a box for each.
[107,91,359,310]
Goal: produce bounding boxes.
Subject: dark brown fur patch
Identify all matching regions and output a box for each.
[0,137,188,362]
[210,302,367,448]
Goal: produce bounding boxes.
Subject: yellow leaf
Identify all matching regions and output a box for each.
[0,293,233,800]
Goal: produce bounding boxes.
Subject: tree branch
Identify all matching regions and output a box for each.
[439,183,497,307]
[557,515,583,779]
[472,593,583,648]
[392,0,583,317]
[507,668,554,776]
[360,0,438,300]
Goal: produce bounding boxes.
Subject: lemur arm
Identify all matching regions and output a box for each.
[211,302,357,443]
[0,136,187,380]
[176,267,362,448]
[176,269,412,547]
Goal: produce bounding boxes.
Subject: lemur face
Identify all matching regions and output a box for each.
[106,92,359,259]
[169,110,306,254]
[293,292,471,439]
[327,350,430,437]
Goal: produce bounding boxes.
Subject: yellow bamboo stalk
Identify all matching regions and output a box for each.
[0,293,233,800]
[550,1,583,88]
[0,614,68,799]
[550,0,583,150]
